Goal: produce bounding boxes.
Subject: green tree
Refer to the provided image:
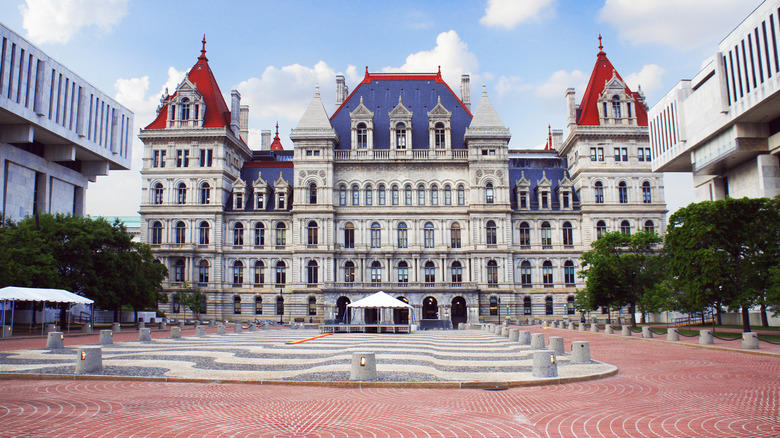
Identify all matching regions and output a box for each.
[577,230,664,327]
[665,197,780,332]
[174,283,206,320]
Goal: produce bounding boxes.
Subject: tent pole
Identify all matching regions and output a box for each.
[41,301,45,336]
[1,299,5,328]
[10,300,15,337]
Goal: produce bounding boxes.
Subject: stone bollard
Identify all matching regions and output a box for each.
[196,326,206,337]
[508,329,519,341]
[532,350,558,378]
[543,320,549,328]
[699,329,714,345]
[170,327,182,339]
[178,321,185,329]
[568,322,575,330]
[159,321,167,330]
[590,323,599,333]
[138,321,146,330]
[81,324,93,334]
[139,328,151,342]
[46,331,64,349]
[1,325,11,338]
[99,330,113,345]
[350,352,377,381]
[518,330,531,345]
[667,328,679,341]
[530,333,546,349]
[111,323,121,333]
[501,326,509,337]
[217,324,226,335]
[571,341,591,364]
[248,323,256,332]
[548,336,565,355]
[605,324,614,335]
[642,327,653,338]
[209,319,216,327]
[578,323,586,332]
[75,346,102,374]
[742,332,759,350]
[621,326,632,336]
[234,322,243,333]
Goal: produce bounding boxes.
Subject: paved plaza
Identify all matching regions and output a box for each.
[0,325,778,437]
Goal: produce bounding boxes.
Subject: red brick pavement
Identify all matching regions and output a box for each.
[0,327,778,437]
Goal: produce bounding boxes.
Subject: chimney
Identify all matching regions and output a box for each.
[552,129,564,150]
[261,130,271,150]
[460,75,471,110]
[239,105,249,144]
[336,75,346,106]
[230,90,241,136]
[565,88,577,128]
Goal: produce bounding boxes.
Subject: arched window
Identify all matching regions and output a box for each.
[404,185,412,206]
[520,261,532,287]
[518,221,530,247]
[417,185,425,206]
[198,221,209,245]
[173,259,185,282]
[397,222,408,248]
[253,260,265,285]
[344,261,355,283]
[198,259,209,284]
[180,97,190,120]
[424,261,436,284]
[356,122,367,149]
[618,181,628,204]
[233,295,242,314]
[233,222,244,246]
[430,184,438,205]
[254,222,265,247]
[486,182,494,204]
[564,260,575,285]
[378,184,386,205]
[307,260,318,285]
[434,122,445,148]
[450,223,461,248]
[200,182,210,205]
[486,220,497,245]
[308,296,317,316]
[275,261,286,285]
[339,185,347,206]
[309,183,317,204]
[391,185,399,205]
[596,220,607,239]
[175,221,186,244]
[545,296,553,315]
[395,122,406,149]
[457,185,465,205]
[444,185,452,205]
[398,261,409,283]
[562,221,573,246]
[275,223,286,248]
[486,260,498,287]
[176,182,187,205]
[621,220,631,235]
[344,223,355,249]
[232,260,244,285]
[644,220,655,234]
[365,184,373,206]
[541,222,552,248]
[642,181,652,203]
[370,260,382,283]
[370,222,381,248]
[351,185,360,206]
[489,296,498,316]
[542,261,553,287]
[307,221,318,246]
[424,222,434,248]
[594,181,604,204]
[451,261,462,285]
[612,95,621,118]
[153,182,164,205]
[255,296,262,315]
[150,221,163,245]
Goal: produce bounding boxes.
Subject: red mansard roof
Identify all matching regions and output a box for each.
[576,37,648,127]
[145,37,232,130]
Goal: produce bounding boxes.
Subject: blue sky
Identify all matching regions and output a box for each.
[0,0,765,217]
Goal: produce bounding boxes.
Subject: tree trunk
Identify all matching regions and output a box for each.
[640,312,645,324]
[741,306,751,332]
[134,308,139,324]
[760,303,768,327]
[629,303,637,327]
[716,304,722,326]
[113,306,120,323]
[59,303,67,328]
[700,312,705,325]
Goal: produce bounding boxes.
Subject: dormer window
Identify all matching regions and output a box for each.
[234,191,244,210]
[434,123,446,148]
[277,192,286,209]
[181,98,191,120]
[350,97,374,149]
[167,78,205,128]
[611,95,621,118]
[395,123,407,149]
[428,96,452,149]
[256,193,264,209]
[356,123,368,149]
[389,96,413,149]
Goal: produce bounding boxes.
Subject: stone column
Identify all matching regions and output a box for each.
[571,341,591,364]
[742,332,759,349]
[532,350,557,378]
[667,328,679,341]
[699,330,714,345]
[350,352,377,381]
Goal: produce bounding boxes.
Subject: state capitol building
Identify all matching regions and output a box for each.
[139,38,667,327]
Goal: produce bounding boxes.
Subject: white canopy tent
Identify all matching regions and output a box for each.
[0,286,94,336]
[346,291,414,326]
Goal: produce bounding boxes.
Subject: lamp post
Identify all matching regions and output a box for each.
[277,284,283,325]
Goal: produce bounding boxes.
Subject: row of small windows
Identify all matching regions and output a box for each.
[151,148,213,168]
[516,221,574,247]
[149,221,289,247]
[595,219,656,238]
[589,147,652,162]
[489,296,577,316]
[354,122,447,149]
[336,183,467,206]
[171,294,314,316]
[152,182,211,205]
[593,181,652,204]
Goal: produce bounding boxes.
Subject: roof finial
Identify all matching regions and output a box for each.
[598,33,604,54]
[438,65,441,75]
[482,83,487,96]
[315,83,320,96]
[199,34,208,61]
[275,122,279,136]
[365,66,369,74]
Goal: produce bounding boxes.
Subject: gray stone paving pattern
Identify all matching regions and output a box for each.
[0,328,616,384]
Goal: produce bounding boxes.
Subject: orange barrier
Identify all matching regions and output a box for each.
[285,333,333,345]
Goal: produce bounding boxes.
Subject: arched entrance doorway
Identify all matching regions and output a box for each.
[394,296,409,324]
[451,296,467,328]
[336,296,350,323]
[422,296,438,320]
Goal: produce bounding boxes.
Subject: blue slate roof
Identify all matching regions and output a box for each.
[508,153,580,211]
[225,160,294,212]
[330,73,472,150]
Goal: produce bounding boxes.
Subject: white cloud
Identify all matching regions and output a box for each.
[623,64,666,99]
[495,75,532,97]
[535,69,587,100]
[598,0,762,51]
[480,0,555,29]
[19,0,128,44]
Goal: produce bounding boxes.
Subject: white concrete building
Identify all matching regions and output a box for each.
[0,24,133,221]
[650,0,780,200]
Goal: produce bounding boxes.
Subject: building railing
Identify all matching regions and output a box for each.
[334,149,468,161]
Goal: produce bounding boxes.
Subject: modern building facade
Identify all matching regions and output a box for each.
[650,0,780,201]
[140,39,666,325]
[0,24,133,221]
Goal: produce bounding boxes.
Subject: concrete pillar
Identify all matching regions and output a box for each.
[642,327,653,338]
[111,323,121,333]
[234,322,243,333]
[699,330,714,345]
[567,322,575,330]
[548,336,565,355]
[578,324,586,332]
[604,324,613,335]
[75,346,102,374]
[508,328,519,341]
[621,326,632,336]
[209,319,216,327]
[742,332,759,349]
[178,321,185,329]
[500,326,509,337]
[81,324,93,334]
[248,323,256,332]
[590,323,599,333]
[531,333,545,349]
[1,325,11,338]
[159,322,167,330]
[139,328,151,342]
[217,324,226,335]
[170,327,182,339]
[571,341,591,364]
[518,330,531,345]
[532,350,558,378]
[667,328,679,341]
[99,330,113,345]
[196,326,206,337]
[138,321,146,330]
[350,352,377,381]
[46,331,64,349]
